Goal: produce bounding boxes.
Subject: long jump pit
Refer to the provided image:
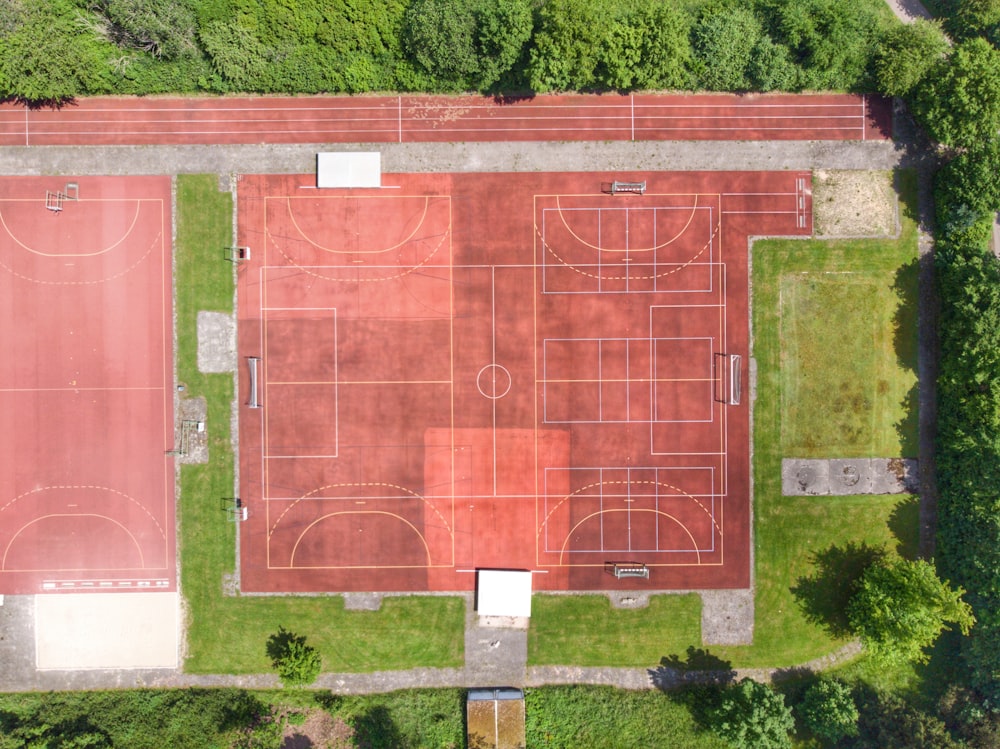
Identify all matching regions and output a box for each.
[236,170,811,593]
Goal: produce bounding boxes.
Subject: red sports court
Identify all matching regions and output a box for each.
[236,170,811,593]
[0,177,175,594]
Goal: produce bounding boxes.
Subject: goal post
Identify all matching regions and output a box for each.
[602,180,647,196]
[223,497,247,522]
[604,562,650,579]
[224,246,250,263]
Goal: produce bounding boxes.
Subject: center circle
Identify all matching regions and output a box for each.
[476,364,512,400]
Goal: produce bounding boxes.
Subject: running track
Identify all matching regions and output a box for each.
[0,93,890,146]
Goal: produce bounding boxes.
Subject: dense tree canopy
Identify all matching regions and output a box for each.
[706,679,794,749]
[915,37,1000,149]
[0,0,898,100]
[847,558,974,666]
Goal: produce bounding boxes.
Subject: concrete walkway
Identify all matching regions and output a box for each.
[0,592,862,693]
[883,0,933,23]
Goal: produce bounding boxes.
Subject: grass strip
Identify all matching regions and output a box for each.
[528,594,702,667]
[174,175,464,674]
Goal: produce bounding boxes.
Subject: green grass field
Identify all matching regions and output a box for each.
[528,171,920,670]
[174,175,464,674]
[528,594,703,667]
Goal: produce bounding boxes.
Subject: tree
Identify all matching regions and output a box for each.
[266,627,322,687]
[706,678,795,749]
[528,0,607,91]
[87,0,200,60]
[0,0,113,102]
[797,678,859,742]
[847,558,975,666]
[771,0,882,90]
[855,689,964,749]
[691,7,763,91]
[875,19,949,97]
[914,37,1000,149]
[597,1,691,91]
[403,0,530,91]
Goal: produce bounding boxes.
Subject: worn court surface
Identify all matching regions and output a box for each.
[237,170,811,593]
[0,93,891,146]
[0,176,175,594]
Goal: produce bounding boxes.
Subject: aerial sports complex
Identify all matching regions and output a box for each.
[0,94,891,669]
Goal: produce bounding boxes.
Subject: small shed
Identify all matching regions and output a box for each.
[316,152,381,188]
[476,569,532,628]
[467,688,525,749]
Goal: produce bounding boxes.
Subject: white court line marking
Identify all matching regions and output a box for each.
[0,201,141,257]
[282,195,429,254]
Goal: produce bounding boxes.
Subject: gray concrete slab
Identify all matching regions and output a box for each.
[828,459,874,495]
[781,459,830,496]
[701,589,754,646]
[197,310,236,373]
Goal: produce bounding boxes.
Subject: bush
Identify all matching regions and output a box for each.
[266,628,322,687]
[797,678,859,742]
[706,678,794,749]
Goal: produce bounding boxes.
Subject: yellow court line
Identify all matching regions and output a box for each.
[540,377,715,384]
[2,513,145,571]
[266,379,452,386]
[557,508,701,565]
[554,195,699,253]
[281,195,430,254]
[537,207,721,282]
[287,510,431,567]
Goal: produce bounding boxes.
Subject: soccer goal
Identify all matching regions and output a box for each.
[223,497,248,522]
[45,183,79,213]
[224,246,251,263]
[714,353,742,406]
[605,562,650,579]
[606,180,646,196]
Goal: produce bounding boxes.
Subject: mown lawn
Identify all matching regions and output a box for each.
[528,594,702,667]
[528,171,920,670]
[174,175,464,674]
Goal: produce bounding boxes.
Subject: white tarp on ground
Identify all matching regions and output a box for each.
[477,570,532,618]
[317,152,381,188]
[35,592,179,670]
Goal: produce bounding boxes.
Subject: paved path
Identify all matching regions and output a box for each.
[883,0,933,22]
[0,592,862,692]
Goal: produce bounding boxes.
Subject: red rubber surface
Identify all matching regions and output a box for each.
[0,93,890,146]
[236,169,812,593]
[0,177,175,594]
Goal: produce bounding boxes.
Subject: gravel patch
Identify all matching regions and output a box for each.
[197,310,236,373]
[700,589,754,646]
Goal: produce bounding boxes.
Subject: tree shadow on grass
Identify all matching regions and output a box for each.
[648,646,736,691]
[790,542,886,637]
[891,256,920,458]
[888,495,921,560]
[351,705,403,749]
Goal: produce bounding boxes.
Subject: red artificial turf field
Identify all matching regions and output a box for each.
[0,177,175,594]
[236,170,811,593]
[0,93,890,146]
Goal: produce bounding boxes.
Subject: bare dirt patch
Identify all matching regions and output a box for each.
[813,170,897,238]
[281,709,353,749]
